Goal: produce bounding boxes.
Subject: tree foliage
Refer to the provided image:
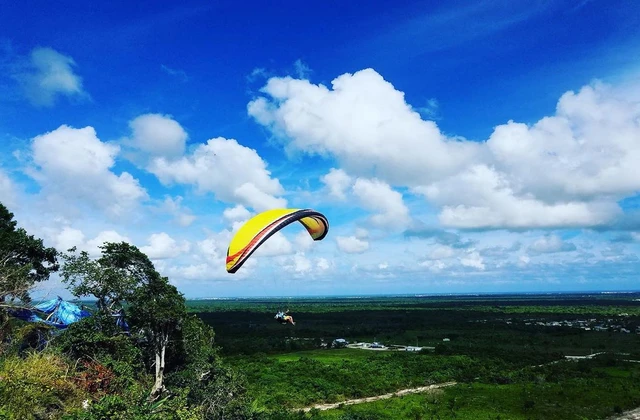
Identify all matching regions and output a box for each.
[0,202,58,303]
[60,242,158,311]
[129,274,188,398]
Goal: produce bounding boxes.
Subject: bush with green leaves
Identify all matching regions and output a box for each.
[66,386,204,420]
[0,352,86,420]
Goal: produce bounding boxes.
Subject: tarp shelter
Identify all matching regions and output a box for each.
[8,296,92,329]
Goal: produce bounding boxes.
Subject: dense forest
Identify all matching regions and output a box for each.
[2,200,640,419]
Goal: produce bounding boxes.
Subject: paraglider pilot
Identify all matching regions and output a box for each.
[275,310,295,325]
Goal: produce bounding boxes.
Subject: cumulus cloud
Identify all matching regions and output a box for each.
[336,235,369,253]
[282,252,312,274]
[321,168,352,200]
[249,68,640,230]
[86,230,131,257]
[126,113,188,158]
[28,125,148,218]
[148,137,286,212]
[223,205,252,223]
[317,257,331,271]
[53,226,86,252]
[460,250,485,270]
[248,68,482,186]
[352,178,410,229]
[15,47,87,107]
[141,232,190,259]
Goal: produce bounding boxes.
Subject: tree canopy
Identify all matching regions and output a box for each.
[0,202,58,303]
[60,242,158,311]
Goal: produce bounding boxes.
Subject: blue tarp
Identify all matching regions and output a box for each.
[8,296,131,335]
[8,296,91,329]
[34,296,92,326]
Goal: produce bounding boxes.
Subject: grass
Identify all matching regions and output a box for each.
[309,362,640,420]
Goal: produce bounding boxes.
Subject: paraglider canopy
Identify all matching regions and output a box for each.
[225,208,329,273]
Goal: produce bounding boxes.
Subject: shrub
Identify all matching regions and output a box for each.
[0,352,86,419]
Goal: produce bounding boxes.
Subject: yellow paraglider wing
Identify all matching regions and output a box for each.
[226,208,329,273]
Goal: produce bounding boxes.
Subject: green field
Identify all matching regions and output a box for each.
[312,365,640,420]
[190,292,640,419]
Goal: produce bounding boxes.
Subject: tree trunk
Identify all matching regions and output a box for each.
[150,331,168,399]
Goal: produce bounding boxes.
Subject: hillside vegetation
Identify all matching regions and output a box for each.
[2,200,640,419]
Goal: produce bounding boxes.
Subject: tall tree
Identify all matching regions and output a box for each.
[0,202,58,304]
[129,275,187,399]
[61,241,188,399]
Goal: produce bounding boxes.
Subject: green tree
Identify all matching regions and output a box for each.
[0,202,58,304]
[60,241,188,398]
[60,242,158,312]
[129,275,187,399]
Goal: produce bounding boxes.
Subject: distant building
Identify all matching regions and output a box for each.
[332,338,348,348]
[442,338,450,342]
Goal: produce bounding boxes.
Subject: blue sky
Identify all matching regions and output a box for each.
[1,0,640,298]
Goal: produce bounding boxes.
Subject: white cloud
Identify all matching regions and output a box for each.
[294,230,315,251]
[321,168,352,200]
[29,125,148,218]
[223,204,252,223]
[282,252,312,274]
[54,226,86,252]
[148,137,286,211]
[86,230,131,257]
[126,113,188,158]
[16,47,86,107]
[252,232,293,257]
[336,235,369,253]
[528,235,577,254]
[419,259,447,272]
[0,169,16,208]
[518,255,531,267]
[141,232,190,259]
[161,195,196,227]
[352,178,410,229]
[248,69,481,186]
[420,164,618,229]
[277,252,331,277]
[317,258,331,271]
[460,250,485,270]
[249,69,640,230]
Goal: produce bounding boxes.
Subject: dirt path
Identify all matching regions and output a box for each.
[297,353,639,415]
[299,381,457,412]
